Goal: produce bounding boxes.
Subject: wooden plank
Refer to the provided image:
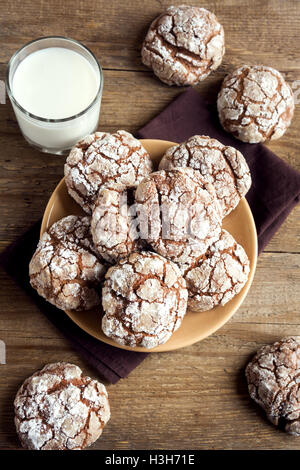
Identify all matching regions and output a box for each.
[0,0,299,73]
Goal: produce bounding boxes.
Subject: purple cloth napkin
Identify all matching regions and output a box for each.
[1,87,300,383]
[137,87,300,253]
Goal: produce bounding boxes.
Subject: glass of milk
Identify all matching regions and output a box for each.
[6,36,103,154]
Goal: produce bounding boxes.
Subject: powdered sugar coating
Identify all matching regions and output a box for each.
[246,337,300,436]
[135,168,222,264]
[141,5,225,86]
[159,135,251,217]
[217,65,295,143]
[64,130,153,214]
[14,362,110,450]
[91,183,143,263]
[102,251,188,348]
[29,216,106,311]
[179,229,250,311]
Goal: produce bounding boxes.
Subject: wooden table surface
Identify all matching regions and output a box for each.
[1,0,300,450]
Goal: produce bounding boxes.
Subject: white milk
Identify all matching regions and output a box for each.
[10,46,102,153]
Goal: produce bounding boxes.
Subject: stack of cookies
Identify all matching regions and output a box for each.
[29,130,252,349]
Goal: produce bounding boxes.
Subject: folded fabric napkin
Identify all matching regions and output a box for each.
[1,87,300,383]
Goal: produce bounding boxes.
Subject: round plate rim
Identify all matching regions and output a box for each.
[40,138,258,353]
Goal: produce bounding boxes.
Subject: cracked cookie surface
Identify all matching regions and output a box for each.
[217,65,294,143]
[29,215,106,311]
[14,362,110,450]
[246,337,300,436]
[141,4,225,86]
[135,168,222,264]
[179,229,250,311]
[91,183,143,263]
[64,130,153,214]
[159,135,251,217]
[102,251,188,348]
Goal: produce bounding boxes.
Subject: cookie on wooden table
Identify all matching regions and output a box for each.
[29,215,106,311]
[246,337,300,436]
[64,130,153,214]
[102,251,188,348]
[217,65,294,143]
[179,229,250,312]
[135,168,222,264]
[14,362,110,450]
[159,135,251,217]
[141,5,225,86]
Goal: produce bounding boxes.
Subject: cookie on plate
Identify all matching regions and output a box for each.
[159,135,251,217]
[64,130,153,214]
[141,5,225,86]
[246,337,300,436]
[14,362,110,450]
[179,229,250,311]
[135,168,222,264]
[217,65,294,143]
[91,182,143,263]
[102,251,188,348]
[29,215,106,311]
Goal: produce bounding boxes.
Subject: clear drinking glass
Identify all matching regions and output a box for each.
[6,36,103,155]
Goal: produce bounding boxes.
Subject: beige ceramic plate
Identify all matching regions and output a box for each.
[41,139,257,352]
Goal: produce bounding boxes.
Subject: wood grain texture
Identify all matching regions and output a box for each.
[0,0,300,450]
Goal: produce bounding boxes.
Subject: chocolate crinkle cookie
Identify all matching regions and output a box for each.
[179,229,250,311]
[217,65,294,143]
[135,167,222,264]
[159,135,251,217]
[102,251,188,348]
[246,337,300,436]
[64,130,153,214]
[14,362,110,450]
[91,182,143,263]
[141,4,225,86]
[29,215,106,311]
